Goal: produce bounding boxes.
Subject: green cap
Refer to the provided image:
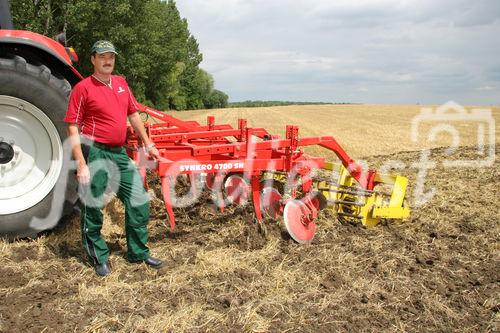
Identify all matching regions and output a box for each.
[91,40,117,54]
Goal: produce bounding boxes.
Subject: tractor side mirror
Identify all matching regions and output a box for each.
[54,31,79,64]
[55,32,66,46]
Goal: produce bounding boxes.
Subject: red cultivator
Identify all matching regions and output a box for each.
[126,104,410,243]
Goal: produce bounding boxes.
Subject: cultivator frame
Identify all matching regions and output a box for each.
[126,104,410,243]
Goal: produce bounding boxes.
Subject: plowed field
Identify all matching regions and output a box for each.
[1,104,499,332]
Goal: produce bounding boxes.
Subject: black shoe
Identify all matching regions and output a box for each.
[95,262,111,276]
[135,256,163,269]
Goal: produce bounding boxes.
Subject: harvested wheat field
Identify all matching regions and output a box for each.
[0,104,499,332]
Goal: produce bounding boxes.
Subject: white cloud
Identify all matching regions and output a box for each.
[476,86,497,91]
[176,0,500,104]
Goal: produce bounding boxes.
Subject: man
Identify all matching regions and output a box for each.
[64,40,162,276]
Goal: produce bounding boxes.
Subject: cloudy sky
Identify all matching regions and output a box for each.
[176,0,500,105]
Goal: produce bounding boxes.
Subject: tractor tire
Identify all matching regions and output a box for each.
[0,55,78,238]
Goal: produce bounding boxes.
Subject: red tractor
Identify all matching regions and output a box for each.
[0,0,84,237]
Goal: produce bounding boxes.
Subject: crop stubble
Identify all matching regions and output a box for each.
[0,104,498,332]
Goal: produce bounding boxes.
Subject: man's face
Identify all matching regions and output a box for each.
[91,52,115,75]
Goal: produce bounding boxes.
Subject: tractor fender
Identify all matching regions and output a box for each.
[0,30,83,86]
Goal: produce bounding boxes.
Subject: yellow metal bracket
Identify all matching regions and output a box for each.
[316,162,410,226]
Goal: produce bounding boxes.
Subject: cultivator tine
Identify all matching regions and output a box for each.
[214,174,225,213]
[251,176,263,221]
[160,176,176,231]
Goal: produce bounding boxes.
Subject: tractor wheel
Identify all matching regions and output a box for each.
[0,55,78,238]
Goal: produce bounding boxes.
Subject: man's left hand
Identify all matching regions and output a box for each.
[148,146,160,160]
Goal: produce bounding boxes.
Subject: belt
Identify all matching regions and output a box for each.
[92,142,123,152]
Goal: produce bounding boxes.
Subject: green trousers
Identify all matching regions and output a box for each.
[80,144,150,265]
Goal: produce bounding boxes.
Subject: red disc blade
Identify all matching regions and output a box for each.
[224,174,249,205]
[260,187,283,219]
[283,200,316,244]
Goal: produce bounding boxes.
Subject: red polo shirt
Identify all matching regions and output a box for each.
[64,75,139,146]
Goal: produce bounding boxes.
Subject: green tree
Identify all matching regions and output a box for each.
[9,0,229,111]
[205,89,229,109]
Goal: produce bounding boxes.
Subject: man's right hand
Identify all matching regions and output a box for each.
[67,124,90,185]
[77,162,90,185]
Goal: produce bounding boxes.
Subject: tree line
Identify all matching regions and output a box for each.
[228,101,334,108]
[10,0,228,110]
